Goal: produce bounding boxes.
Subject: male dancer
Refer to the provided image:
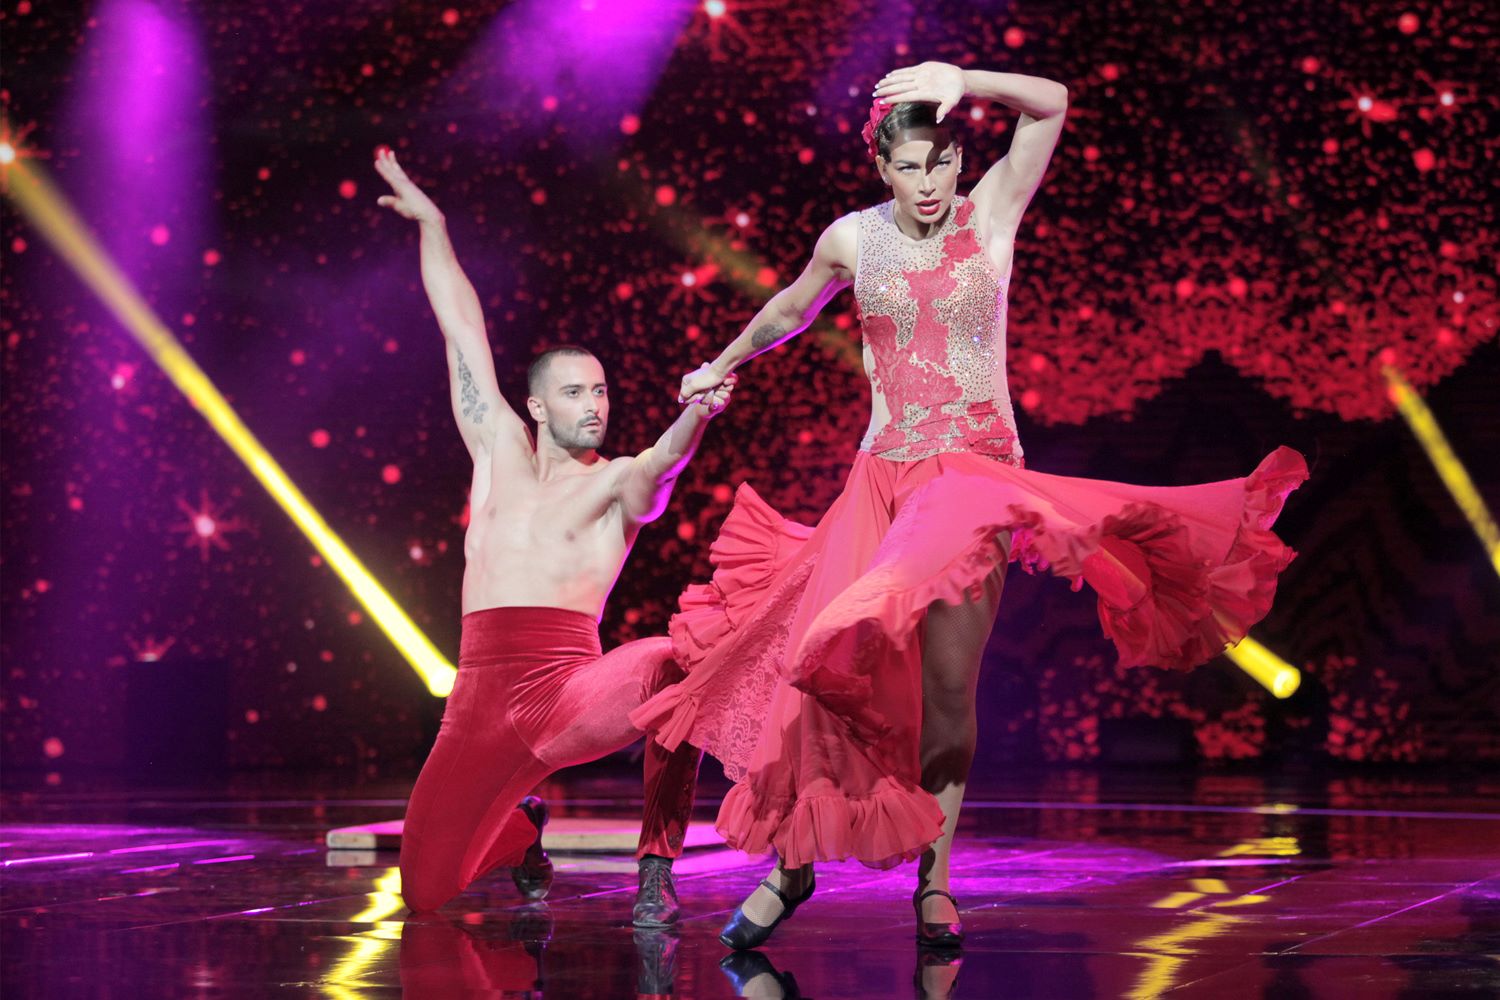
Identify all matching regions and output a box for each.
[375,147,724,924]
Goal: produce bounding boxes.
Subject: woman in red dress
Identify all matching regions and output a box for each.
[633,62,1306,950]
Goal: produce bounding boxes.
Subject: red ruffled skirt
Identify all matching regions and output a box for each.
[631,447,1307,868]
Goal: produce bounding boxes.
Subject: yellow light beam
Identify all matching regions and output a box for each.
[1224,636,1301,699]
[321,869,404,999]
[347,867,405,924]
[1383,363,1500,580]
[1128,911,1246,1000]
[1150,890,1206,910]
[3,144,456,697]
[1218,836,1301,858]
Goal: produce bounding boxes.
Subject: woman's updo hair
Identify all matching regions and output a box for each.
[871,101,956,161]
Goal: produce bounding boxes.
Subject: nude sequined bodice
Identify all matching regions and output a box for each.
[854,196,1023,465]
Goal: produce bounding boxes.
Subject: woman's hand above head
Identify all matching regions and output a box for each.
[874,62,966,123]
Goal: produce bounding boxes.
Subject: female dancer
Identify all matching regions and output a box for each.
[633,62,1305,949]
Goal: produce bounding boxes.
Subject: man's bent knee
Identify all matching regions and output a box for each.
[399,864,457,914]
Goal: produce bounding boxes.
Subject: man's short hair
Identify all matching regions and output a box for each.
[527,346,598,396]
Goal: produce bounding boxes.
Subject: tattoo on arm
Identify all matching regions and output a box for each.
[455,348,489,425]
[750,322,787,351]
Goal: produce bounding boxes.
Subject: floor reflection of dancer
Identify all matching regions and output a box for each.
[374,147,728,923]
[638,62,1306,949]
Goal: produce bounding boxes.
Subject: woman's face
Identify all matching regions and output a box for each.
[878,131,962,226]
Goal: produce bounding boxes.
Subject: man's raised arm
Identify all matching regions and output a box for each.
[374,147,529,462]
[615,375,738,526]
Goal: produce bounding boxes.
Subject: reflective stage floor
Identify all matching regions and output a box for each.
[4,768,1499,998]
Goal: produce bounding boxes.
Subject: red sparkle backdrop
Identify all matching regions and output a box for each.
[2,0,1496,778]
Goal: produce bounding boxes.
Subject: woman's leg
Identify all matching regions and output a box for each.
[738,855,815,927]
[915,559,1007,922]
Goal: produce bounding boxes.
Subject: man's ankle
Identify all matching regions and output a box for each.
[640,853,673,867]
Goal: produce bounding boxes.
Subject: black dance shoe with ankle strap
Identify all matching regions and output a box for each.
[913,888,963,950]
[510,796,554,900]
[718,875,816,951]
[720,951,803,997]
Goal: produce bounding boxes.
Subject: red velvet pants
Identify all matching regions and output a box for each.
[399,607,701,912]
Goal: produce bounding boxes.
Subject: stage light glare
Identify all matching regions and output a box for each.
[349,867,405,924]
[704,0,727,18]
[1224,637,1301,699]
[325,870,404,1000]
[0,142,16,165]
[1383,364,1500,579]
[3,146,457,697]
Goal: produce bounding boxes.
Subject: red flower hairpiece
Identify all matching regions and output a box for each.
[861,98,893,158]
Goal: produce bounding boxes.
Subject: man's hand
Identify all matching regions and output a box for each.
[678,363,730,405]
[873,62,966,123]
[374,146,444,224]
[687,372,737,415]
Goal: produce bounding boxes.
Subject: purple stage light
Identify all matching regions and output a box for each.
[813,0,915,131]
[62,0,209,271]
[2,852,96,867]
[109,839,238,854]
[15,0,215,775]
[453,0,694,149]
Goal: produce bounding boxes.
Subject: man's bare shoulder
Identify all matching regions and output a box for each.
[602,453,637,486]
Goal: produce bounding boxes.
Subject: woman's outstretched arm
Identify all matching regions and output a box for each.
[679,213,858,402]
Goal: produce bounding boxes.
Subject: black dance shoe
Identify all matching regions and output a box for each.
[719,952,802,998]
[718,874,815,951]
[633,927,679,997]
[510,796,554,901]
[913,888,963,950]
[913,947,963,998]
[632,854,680,927]
[508,901,554,945]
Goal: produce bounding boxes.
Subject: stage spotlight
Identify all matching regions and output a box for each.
[0,142,15,164]
[704,0,727,17]
[1224,636,1301,699]
[3,142,457,697]
[1383,363,1500,579]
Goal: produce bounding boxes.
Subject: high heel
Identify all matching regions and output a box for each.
[913,948,963,999]
[720,952,803,998]
[718,874,816,950]
[913,888,963,950]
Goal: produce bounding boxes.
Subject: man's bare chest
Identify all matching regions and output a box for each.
[481,476,617,547]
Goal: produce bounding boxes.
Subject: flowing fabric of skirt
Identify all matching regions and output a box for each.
[631,446,1307,868]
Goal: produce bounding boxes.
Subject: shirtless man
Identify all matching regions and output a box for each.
[375,147,727,923]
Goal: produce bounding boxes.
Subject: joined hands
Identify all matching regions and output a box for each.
[681,367,737,415]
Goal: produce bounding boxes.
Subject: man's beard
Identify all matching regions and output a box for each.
[552,419,606,451]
